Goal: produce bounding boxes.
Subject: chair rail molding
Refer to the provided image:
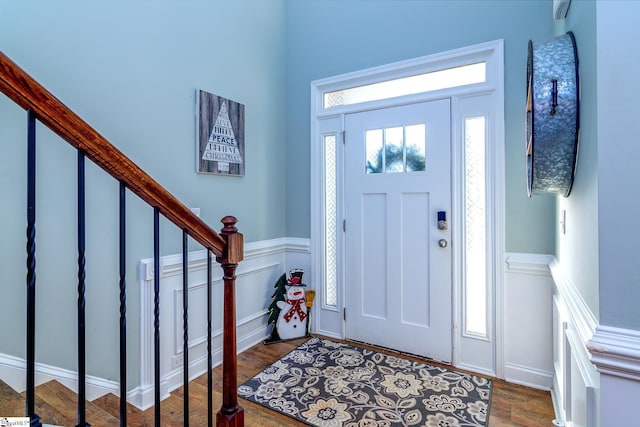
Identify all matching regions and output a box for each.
[504,252,554,275]
[588,325,640,381]
[549,258,598,344]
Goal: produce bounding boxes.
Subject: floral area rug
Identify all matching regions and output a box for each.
[239,337,492,426]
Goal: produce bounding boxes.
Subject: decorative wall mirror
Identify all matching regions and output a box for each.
[526,31,580,197]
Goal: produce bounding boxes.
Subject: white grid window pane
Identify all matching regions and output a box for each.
[324,134,338,307]
[384,127,404,173]
[324,91,345,108]
[405,124,426,172]
[464,116,487,337]
[365,129,383,174]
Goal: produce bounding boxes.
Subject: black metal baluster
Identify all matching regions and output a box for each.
[119,182,127,426]
[182,231,189,426]
[26,110,42,427]
[76,151,89,427]
[207,251,213,427]
[153,208,161,427]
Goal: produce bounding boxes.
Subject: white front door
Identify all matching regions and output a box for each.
[344,99,452,362]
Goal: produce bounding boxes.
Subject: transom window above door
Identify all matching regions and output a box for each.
[324,62,486,109]
[365,124,426,174]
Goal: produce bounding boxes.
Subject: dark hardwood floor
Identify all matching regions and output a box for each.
[1,336,556,426]
[236,336,557,427]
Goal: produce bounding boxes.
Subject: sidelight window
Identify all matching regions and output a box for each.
[324,134,338,307]
[463,116,487,337]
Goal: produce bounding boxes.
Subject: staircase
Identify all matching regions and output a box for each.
[1,377,223,426]
[2,380,117,426]
[0,50,245,426]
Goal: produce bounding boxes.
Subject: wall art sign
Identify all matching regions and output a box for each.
[196,89,245,176]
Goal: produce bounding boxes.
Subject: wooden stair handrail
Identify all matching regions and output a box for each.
[0,51,227,256]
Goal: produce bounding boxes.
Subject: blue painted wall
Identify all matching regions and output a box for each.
[550,0,640,329]
[595,1,640,330]
[0,0,572,388]
[555,1,600,319]
[284,0,556,254]
[0,0,286,385]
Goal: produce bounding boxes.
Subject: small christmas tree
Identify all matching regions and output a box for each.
[264,273,288,343]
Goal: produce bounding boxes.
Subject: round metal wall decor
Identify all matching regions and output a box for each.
[526,31,580,197]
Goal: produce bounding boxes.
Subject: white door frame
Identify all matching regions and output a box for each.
[309,40,505,377]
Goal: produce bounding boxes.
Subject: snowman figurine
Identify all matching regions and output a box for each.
[275,269,307,340]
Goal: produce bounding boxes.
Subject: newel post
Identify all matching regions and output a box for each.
[216,216,245,427]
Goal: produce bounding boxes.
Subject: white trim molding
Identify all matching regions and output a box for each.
[550,259,598,345]
[0,353,120,402]
[134,236,311,409]
[503,363,554,390]
[311,40,506,378]
[505,253,553,275]
[588,325,640,381]
[584,325,640,426]
[549,258,599,427]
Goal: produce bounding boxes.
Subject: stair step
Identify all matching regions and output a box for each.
[3,377,230,426]
[33,381,120,426]
[92,393,152,426]
[144,391,185,427]
[32,397,75,427]
[172,379,211,425]
[0,380,24,417]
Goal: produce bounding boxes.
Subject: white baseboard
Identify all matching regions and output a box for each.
[0,352,119,401]
[454,363,496,379]
[503,362,553,390]
[314,330,342,341]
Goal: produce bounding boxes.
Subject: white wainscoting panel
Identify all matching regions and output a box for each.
[132,237,310,410]
[550,259,599,427]
[503,253,554,390]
